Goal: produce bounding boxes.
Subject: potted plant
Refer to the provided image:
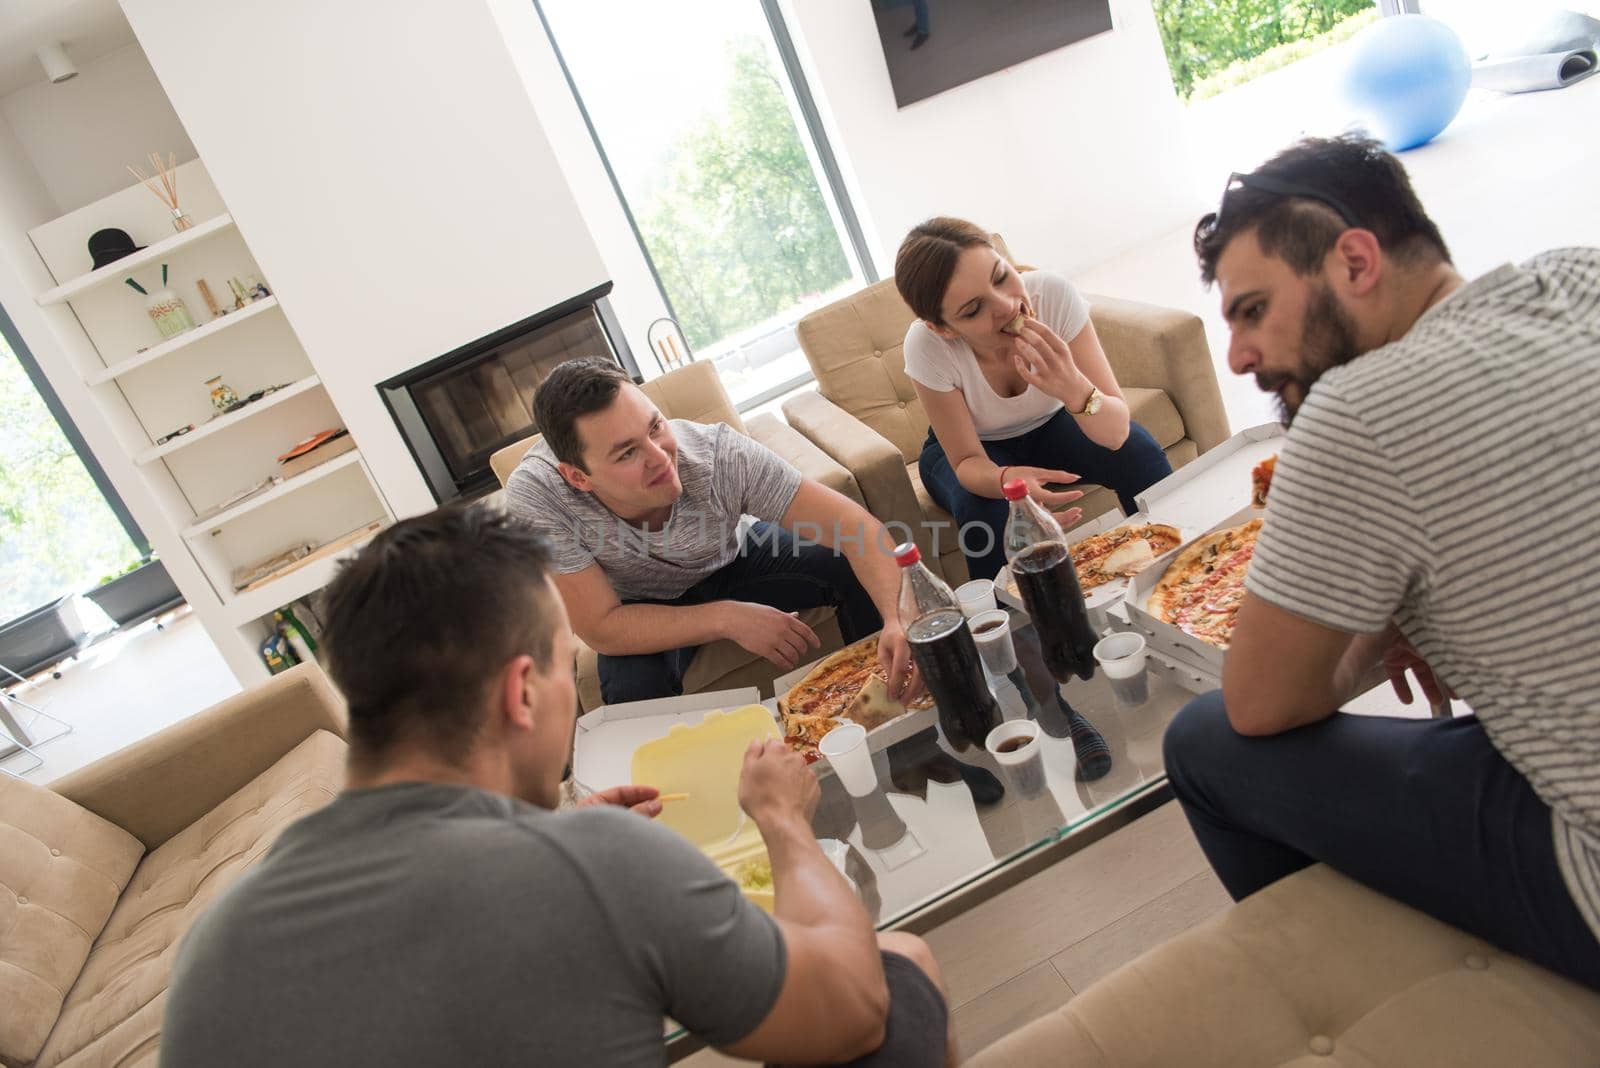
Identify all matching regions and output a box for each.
[85,553,184,629]
[0,595,90,677]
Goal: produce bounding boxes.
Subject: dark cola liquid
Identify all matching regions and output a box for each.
[1012,540,1098,683]
[906,608,1001,752]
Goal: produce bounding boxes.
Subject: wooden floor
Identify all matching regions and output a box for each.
[682,801,1231,1065]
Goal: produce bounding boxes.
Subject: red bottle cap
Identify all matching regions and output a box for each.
[1001,478,1028,500]
[892,542,921,566]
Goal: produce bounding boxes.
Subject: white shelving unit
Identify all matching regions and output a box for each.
[25,160,393,680]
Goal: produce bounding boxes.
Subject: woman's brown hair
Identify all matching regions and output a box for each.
[894,217,997,324]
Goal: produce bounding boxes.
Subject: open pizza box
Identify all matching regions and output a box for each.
[1125,501,1267,680]
[574,692,779,911]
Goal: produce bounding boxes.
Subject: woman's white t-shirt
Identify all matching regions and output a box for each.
[902,270,1091,441]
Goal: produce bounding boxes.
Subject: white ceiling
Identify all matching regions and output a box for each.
[0,0,137,99]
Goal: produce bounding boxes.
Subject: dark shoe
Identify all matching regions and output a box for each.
[910,31,929,50]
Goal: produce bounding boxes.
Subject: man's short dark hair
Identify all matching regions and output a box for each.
[533,357,633,470]
[320,504,560,765]
[1194,135,1451,286]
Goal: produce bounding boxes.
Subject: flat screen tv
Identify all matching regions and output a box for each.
[872,0,1114,107]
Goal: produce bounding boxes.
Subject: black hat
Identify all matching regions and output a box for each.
[87,228,145,270]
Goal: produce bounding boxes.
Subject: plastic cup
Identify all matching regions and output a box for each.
[955,579,998,619]
[984,720,1046,798]
[968,608,1017,676]
[1093,632,1149,706]
[819,722,878,797]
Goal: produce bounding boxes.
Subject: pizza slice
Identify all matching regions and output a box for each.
[1149,518,1263,648]
[1252,454,1278,508]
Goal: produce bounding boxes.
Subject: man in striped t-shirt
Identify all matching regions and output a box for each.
[1163,135,1600,990]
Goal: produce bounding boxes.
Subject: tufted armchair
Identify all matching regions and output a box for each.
[489,359,863,713]
[0,665,346,1068]
[782,236,1230,584]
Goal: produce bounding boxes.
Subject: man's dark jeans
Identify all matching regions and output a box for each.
[1165,691,1600,992]
[597,523,882,705]
[917,409,1172,581]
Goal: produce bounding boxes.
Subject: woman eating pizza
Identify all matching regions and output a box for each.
[895,217,1173,580]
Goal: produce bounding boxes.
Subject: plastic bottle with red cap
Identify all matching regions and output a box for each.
[893,541,1000,752]
[1001,479,1098,682]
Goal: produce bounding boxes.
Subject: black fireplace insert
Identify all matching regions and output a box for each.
[378,283,642,502]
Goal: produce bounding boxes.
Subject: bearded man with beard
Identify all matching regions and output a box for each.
[1161,135,1600,991]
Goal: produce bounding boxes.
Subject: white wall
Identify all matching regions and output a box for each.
[122,0,611,517]
[0,43,196,216]
[782,0,1202,278]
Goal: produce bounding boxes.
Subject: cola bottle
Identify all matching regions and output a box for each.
[1002,479,1098,682]
[894,542,1002,752]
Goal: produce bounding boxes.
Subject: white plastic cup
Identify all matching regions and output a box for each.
[819,722,878,797]
[1093,631,1149,706]
[984,720,1046,798]
[968,608,1017,676]
[955,579,998,619]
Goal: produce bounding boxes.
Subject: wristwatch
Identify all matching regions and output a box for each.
[1073,385,1104,417]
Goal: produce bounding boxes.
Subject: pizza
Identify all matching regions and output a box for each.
[1001,522,1182,600]
[1252,454,1278,508]
[1000,297,1036,336]
[1148,518,1263,648]
[777,635,933,759]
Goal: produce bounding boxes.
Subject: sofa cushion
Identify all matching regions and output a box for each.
[0,776,144,1066]
[967,863,1600,1067]
[31,728,346,1068]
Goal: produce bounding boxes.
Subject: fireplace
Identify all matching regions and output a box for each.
[378,283,641,502]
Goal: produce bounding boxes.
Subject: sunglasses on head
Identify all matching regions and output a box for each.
[1198,170,1362,242]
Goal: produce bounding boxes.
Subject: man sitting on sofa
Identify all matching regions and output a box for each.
[505,356,918,705]
[162,505,953,1066]
[1163,134,1600,990]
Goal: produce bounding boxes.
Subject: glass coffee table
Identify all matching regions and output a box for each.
[667,613,1211,1057]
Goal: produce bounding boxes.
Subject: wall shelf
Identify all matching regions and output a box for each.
[221,523,386,625]
[85,296,280,385]
[134,374,322,465]
[180,450,362,537]
[37,214,237,306]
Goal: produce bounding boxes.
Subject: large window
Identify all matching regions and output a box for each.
[0,313,145,623]
[1152,0,1378,102]
[537,0,871,407]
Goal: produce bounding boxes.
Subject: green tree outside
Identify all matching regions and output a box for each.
[0,341,139,622]
[636,37,852,350]
[1152,0,1376,100]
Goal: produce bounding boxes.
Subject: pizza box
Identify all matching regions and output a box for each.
[1124,503,1266,680]
[1131,422,1284,531]
[572,687,762,793]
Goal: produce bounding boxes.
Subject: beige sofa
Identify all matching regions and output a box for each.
[0,665,347,1068]
[784,258,1230,584]
[967,862,1600,1066]
[488,359,861,712]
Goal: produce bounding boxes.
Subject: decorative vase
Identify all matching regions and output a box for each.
[206,376,240,413]
[171,207,194,231]
[145,289,195,337]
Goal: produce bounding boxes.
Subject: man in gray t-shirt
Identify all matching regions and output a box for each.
[504,358,919,706]
[1164,135,1600,992]
[162,506,953,1066]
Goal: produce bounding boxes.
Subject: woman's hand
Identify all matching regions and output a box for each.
[1002,465,1084,525]
[1011,319,1091,409]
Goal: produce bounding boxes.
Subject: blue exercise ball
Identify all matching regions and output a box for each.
[1340,14,1471,151]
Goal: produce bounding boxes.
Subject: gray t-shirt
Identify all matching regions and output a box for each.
[504,419,804,600]
[161,784,786,1067]
[1247,248,1600,942]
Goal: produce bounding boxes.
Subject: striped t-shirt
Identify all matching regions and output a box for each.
[504,419,803,601]
[1247,248,1600,940]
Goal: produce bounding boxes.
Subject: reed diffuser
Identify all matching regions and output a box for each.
[127,152,191,231]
